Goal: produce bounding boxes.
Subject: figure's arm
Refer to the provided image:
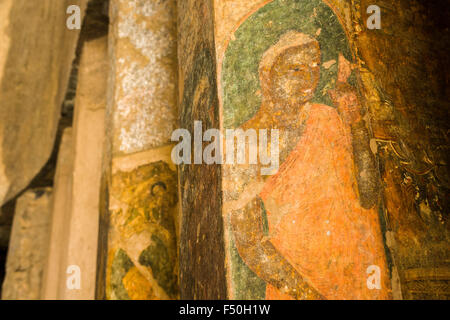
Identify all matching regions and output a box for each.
[329,55,379,209]
[227,188,325,300]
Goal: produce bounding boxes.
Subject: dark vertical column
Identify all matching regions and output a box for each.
[177,0,228,299]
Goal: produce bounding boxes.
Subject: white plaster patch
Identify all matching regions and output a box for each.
[114,0,177,154]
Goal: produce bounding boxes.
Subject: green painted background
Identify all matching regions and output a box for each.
[222,0,352,299]
[222,0,352,129]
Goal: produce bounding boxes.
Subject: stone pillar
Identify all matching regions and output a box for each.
[100,0,179,300]
[176,0,227,300]
[64,36,108,300]
[2,189,53,300]
[0,0,87,206]
[42,128,74,300]
[41,36,108,300]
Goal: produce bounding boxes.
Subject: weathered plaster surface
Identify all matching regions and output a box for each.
[2,189,53,300]
[110,0,177,155]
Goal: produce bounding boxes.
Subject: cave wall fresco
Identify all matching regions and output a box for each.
[107,155,179,300]
[324,0,449,299]
[0,0,446,301]
[218,0,390,300]
[216,0,449,299]
[102,0,180,300]
[350,0,449,299]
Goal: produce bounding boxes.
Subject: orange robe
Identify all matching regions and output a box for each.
[260,104,391,300]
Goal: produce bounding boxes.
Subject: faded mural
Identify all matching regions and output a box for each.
[351,0,450,299]
[1,0,447,302]
[222,0,391,300]
[106,161,179,300]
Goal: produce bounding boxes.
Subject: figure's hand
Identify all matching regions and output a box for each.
[328,54,362,124]
[329,82,362,124]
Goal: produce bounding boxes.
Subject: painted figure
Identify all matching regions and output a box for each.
[107,161,178,300]
[229,31,392,300]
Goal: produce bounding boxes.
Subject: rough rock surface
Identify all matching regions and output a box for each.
[1,189,53,300]
[0,0,87,205]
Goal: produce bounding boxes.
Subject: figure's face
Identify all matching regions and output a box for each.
[269,43,321,106]
[112,161,178,231]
